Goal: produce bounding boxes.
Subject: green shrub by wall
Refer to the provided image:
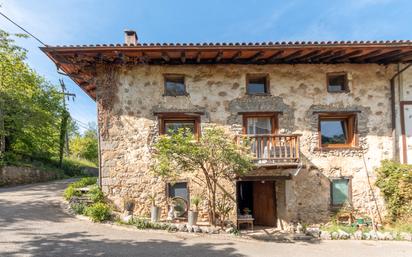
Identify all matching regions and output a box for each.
[375,160,412,222]
[86,202,111,222]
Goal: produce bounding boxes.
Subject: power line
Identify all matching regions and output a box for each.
[0,10,47,46]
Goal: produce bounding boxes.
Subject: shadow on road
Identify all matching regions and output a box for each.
[2,231,244,257]
[0,180,73,227]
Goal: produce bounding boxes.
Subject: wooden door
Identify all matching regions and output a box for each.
[253,181,276,226]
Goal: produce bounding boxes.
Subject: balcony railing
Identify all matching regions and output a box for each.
[236,134,301,165]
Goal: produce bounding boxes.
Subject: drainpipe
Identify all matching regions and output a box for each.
[390,63,412,161]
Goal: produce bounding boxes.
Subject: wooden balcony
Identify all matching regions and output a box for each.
[236,134,301,166]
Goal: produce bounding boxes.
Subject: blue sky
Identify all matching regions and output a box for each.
[1,0,411,132]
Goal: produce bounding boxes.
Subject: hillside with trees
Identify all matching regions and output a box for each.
[0,29,97,177]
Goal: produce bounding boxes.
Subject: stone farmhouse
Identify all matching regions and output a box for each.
[42,31,412,229]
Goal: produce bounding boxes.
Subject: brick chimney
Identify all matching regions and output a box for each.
[124,30,138,45]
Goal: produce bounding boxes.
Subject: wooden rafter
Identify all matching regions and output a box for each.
[195,52,201,63]
[330,50,363,62]
[215,51,223,62]
[294,50,321,61]
[306,50,333,62]
[365,50,402,62]
[281,50,304,62]
[249,51,264,62]
[383,50,412,63]
[180,52,186,63]
[318,50,346,62]
[349,50,381,62]
[161,52,170,62]
[231,51,242,61]
[265,50,284,62]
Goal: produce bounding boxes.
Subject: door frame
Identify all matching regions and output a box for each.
[236,179,277,227]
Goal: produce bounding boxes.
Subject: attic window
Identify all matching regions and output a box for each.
[246,74,269,95]
[327,73,348,93]
[164,75,186,96]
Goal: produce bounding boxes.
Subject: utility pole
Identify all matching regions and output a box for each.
[58,79,76,167]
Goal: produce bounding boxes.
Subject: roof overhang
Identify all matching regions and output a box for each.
[41,41,412,100]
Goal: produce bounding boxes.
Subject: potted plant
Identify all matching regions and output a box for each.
[148,193,161,222]
[188,196,201,226]
[123,197,135,215]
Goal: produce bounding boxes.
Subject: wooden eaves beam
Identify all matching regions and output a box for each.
[181,52,186,63]
[318,50,346,62]
[248,51,264,62]
[282,50,304,62]
[349,49,381,62]
[330,50,363,62]
[383,50,412,63]
[215,51,223,62]
[265,50,284,62]
[231,51,242,61]
[195,52,201,63]
[365,50,402,62]
[308,50,333,62]
[293,50,321,62]
[161,52,170,62]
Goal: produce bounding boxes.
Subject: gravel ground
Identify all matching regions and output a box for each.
[0,179,411,257]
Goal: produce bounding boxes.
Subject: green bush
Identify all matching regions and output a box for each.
[64,177,97,200]
[321,223,359,234]
[88,185,104,203]
[64,185,82,200]
[86,202,111,222]
[71,177,97,188]
[71,203,86,215]
[129,218,170,230]
[375,160,412,222]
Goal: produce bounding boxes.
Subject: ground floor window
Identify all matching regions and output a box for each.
[167,182,189,217]
[330,178,351,206]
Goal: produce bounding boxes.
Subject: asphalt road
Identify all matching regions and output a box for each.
[0,179,411,257]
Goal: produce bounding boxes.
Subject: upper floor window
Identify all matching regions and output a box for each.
[246,74,269,95]
[242,113,277,135]
[158,113,200,138]
[330,178,351,207]
[319,113,357,148]
[327,73,348,93]
[164,75,186,96]
[164,120,195,136]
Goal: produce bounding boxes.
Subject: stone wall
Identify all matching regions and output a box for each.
[96,63,400,225]
[0,166,63,186]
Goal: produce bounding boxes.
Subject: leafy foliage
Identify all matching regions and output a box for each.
[375,160,412,222]
[88,185,104,203]
[0,29,64,163]
[129,218,171,230]
[86,202,111,222]
[64,177,97,200]
[69,125,98,165]
[152,127,253,225]
[71,203,86,215]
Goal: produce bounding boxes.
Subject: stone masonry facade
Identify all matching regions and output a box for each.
[96,63,402,227]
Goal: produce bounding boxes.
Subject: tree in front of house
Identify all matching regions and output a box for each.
[152,127,253,226]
